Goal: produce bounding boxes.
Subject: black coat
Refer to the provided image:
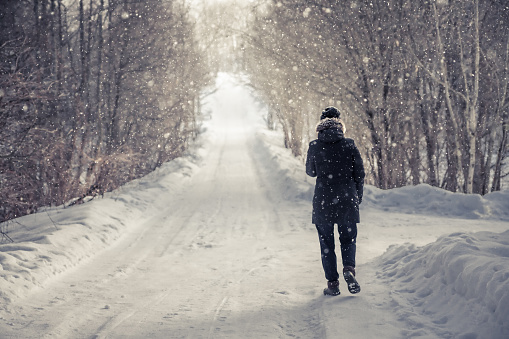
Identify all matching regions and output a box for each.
[306,125,365,225]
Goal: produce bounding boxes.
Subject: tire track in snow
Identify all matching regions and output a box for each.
[92,290,171,339]
[208,296,229,338]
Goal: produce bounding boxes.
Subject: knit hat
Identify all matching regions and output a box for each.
[320,106,340,120]
[316,117,345,133]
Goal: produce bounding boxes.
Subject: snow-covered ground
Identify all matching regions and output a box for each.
[1,73,508,338]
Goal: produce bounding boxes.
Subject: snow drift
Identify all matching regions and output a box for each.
[363,184,509,221]
[377,231,509,339]
[0,153,201,305]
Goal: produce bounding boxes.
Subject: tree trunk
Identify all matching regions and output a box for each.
[491,34,509,192]
[464,0,481,194]
[433,2,464,192]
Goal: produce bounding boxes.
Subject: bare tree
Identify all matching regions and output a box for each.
[0,0,209,223]
[244,0,509,193]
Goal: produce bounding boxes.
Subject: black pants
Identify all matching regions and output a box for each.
[315,222,357,281]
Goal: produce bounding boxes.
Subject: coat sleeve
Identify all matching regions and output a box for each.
[305,141,317,177]
[352,141,365,204]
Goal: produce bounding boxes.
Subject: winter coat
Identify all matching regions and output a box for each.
[306,118,365,225]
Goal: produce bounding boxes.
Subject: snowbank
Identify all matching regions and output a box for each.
[363,184,509,221]
[252,128,314,203]
[377,231,509,339]
[0,144,202,306]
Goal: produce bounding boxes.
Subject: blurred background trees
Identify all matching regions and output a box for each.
[244,0,509,194]
[1,0,508,223]
[0,0,209,222]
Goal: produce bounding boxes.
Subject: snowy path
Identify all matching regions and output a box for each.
[1,74,509,338]
[1,75,331,338]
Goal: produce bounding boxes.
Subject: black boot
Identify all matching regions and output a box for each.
[343,266,360,294]
[323,280,340,296]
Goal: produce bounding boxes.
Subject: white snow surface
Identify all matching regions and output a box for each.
[1,73,508,338]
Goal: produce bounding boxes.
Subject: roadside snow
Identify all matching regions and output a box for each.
[0,139,202,304]
[363,184,509,221]
[0,72,508,339]
[377,231,509,338]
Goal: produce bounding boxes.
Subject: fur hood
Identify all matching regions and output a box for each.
[316,117,346,134]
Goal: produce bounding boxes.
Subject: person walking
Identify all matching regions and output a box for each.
[305,107,365,296]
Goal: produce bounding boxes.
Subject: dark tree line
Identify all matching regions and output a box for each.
[244,0,509,194]
[0,0,209,222]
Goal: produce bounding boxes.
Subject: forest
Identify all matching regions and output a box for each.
[245,0,509,194]
[1,0,209,223]
[1,0,509,224]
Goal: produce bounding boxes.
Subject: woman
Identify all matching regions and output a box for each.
[305,107,365,296]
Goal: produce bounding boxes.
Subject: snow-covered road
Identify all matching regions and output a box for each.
[1,74,509,338]
[0,74,319,338]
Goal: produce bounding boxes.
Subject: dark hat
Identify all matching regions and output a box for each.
[320,106,340,120]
